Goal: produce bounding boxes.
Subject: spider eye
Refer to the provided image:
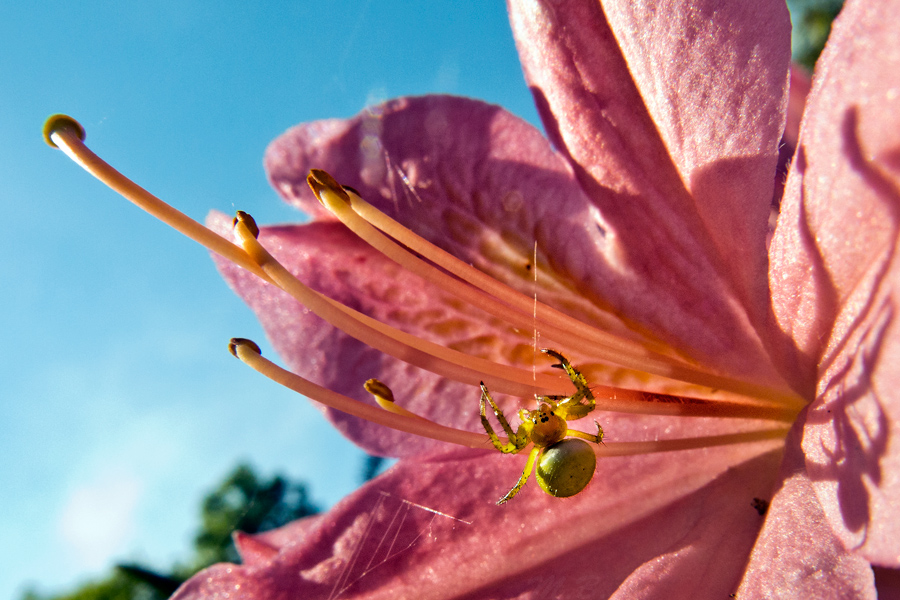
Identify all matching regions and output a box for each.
[535,439,596,498]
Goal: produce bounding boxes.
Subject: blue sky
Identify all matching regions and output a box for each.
[0,1,539,597]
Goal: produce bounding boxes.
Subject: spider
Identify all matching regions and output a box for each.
[480,349,604,504]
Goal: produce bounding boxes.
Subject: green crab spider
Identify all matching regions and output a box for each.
[480,349,604,504]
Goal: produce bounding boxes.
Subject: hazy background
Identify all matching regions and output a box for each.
[0,0,836,598]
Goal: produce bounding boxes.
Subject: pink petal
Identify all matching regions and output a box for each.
[508,0,791,338]
[264,97,631,349]
[234,517,324,566]
[738,427,876,597]
[265,95,782,386]
[173,442,782,600]
[768,0,900,564]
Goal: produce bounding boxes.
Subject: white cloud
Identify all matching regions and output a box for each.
[58,472,143,570]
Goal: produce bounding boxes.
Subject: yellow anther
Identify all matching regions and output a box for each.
[307,169,350,206]
[233,211,260,239]
[365,378,427,420]
[43,114,85,148]
[228,337,261,358]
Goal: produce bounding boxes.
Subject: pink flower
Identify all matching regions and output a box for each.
[167,0,899,597]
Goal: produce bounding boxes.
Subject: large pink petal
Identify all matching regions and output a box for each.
[265,95,783,386]
[737,424,876,597]
[508,0,791,341]
[264,97,635,348]
[768,0,900,566]
[172,442,782,600]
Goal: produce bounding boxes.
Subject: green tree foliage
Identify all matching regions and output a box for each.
[361,454,387,483]
[20,570,166,600]
[190,463,318,570]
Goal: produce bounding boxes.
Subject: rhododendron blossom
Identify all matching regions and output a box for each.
[46,0,900,597]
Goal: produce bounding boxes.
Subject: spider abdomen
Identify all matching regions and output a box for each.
[536,438,597,498]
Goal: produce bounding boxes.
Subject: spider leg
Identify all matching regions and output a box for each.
[565,421,605,445]
[533,393,566,404]
[497,446,540,504]
[543,349,595,420]
[480,382,528,453]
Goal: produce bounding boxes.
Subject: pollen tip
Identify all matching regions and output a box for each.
[365,379,427,420]
[364,378,395,403]
[43,114,85,148]
[306,174,324,202]
[307,169,350,204]
[232,211,260,239]
[229,337,261,358]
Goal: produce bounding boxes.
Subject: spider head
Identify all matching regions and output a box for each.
[527,402,567,447]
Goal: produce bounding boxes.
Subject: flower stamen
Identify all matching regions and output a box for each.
[228,337,491,449]
[308,170,804,410]
[44,114,802,442]
[228,337,791,454]
[232,212,798,422]
[231,212,572,398]
[43,115,273,285]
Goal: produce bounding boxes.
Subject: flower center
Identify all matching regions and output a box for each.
[44,114,802,458]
